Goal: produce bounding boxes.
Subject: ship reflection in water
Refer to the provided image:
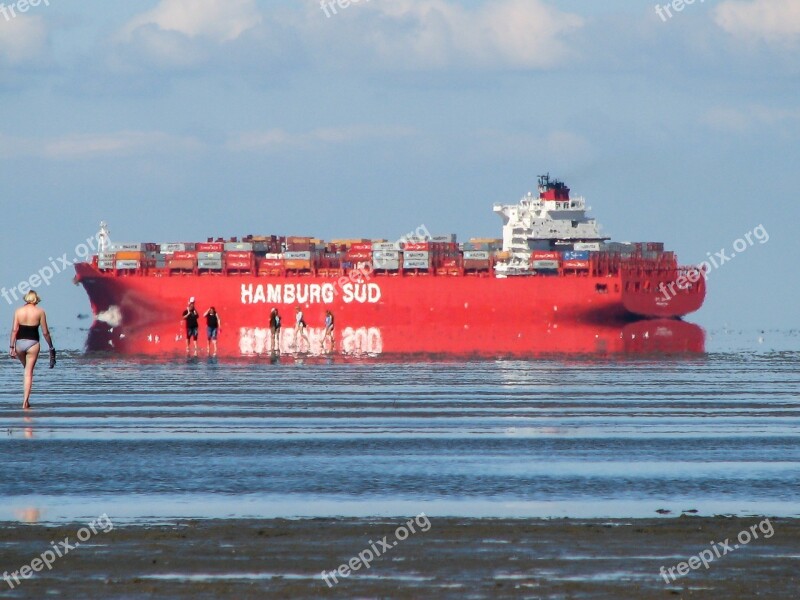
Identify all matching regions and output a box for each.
[85,319,704,358]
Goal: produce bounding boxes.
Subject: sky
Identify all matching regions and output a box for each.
[1,0,798,334]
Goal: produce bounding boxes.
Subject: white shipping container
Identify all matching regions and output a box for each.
[284,251,312,260]
[403,259,430,269]
[197,252,222,260]
[403,251,430,260]
[224,242,254,251]
[372,242,399,251]
[374,260,400,270]
[574,242,601,251]
[97,260,115,270]
[159,243,186,254]
[463,251,490,260]
[115,260,141,270]
[109,243,153,252]
[373,250,400,260]
[198,260,223,269]
[532,260,560,270]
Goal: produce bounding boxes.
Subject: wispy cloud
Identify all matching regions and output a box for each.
[704,105,800,132]
[0,131,204,160]
[309,0,584,70]
[121,0,262,42]
[0,15,49,65]
[715,0,800,45]
[0,126,415,160]
[225,125,417,152]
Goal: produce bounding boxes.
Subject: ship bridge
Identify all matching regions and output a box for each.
[493,175,607,267]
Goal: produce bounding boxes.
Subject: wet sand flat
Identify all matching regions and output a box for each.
[0,517,797,599]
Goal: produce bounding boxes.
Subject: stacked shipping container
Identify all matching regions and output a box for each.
[95,235,668,278]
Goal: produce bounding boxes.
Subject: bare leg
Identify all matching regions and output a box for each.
[301,328,309,352]
[19,344,40,409]
[211,339,217,357]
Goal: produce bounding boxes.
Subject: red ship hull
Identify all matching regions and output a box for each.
[74,264,705,357]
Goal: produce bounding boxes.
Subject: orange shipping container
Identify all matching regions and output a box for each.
[167,259,196,270]
[284,260,313,270]
[115,251,146,261]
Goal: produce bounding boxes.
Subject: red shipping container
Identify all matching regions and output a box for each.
[258,259,285,269]
[464,259,491,270]
[347,251,372,260]
[225,260,253,270]
[563,260,590,269]
[287,243,314,252]
[531,251,561,261]
[225,251,254,260]
[440,258,459,268]
[196,242,224,252]
[350,242,373,252]
[171,251,197,261]
[403,242,430,251]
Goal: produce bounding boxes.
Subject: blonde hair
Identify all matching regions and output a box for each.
[24,291,41,305]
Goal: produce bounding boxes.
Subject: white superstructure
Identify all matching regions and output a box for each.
[493,175,606,274]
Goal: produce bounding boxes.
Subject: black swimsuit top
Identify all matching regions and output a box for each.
[17,324,40,342]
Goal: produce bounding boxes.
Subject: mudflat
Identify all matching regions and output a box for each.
[0,516,796,599]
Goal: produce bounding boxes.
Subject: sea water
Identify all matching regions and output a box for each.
[0,326,798,522]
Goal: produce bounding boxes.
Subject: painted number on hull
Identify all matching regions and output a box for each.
[238,327,383,355]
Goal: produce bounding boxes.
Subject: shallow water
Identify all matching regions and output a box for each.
[0,327,798,522]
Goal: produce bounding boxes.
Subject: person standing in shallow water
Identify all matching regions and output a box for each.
[322,310,335,353]
[204,306,221,357]
[181,298,200,357]
[269,308,281,354]
[294,306,309,352]
[9,291,55,410]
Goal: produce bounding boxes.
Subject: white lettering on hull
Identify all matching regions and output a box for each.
[241,283,381,305]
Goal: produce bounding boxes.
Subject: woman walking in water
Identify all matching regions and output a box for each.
[9,291,55,410]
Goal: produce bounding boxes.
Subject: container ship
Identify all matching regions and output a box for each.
[74,175,706,357]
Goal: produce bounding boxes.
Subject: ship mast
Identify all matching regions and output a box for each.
[98,221,111,253]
